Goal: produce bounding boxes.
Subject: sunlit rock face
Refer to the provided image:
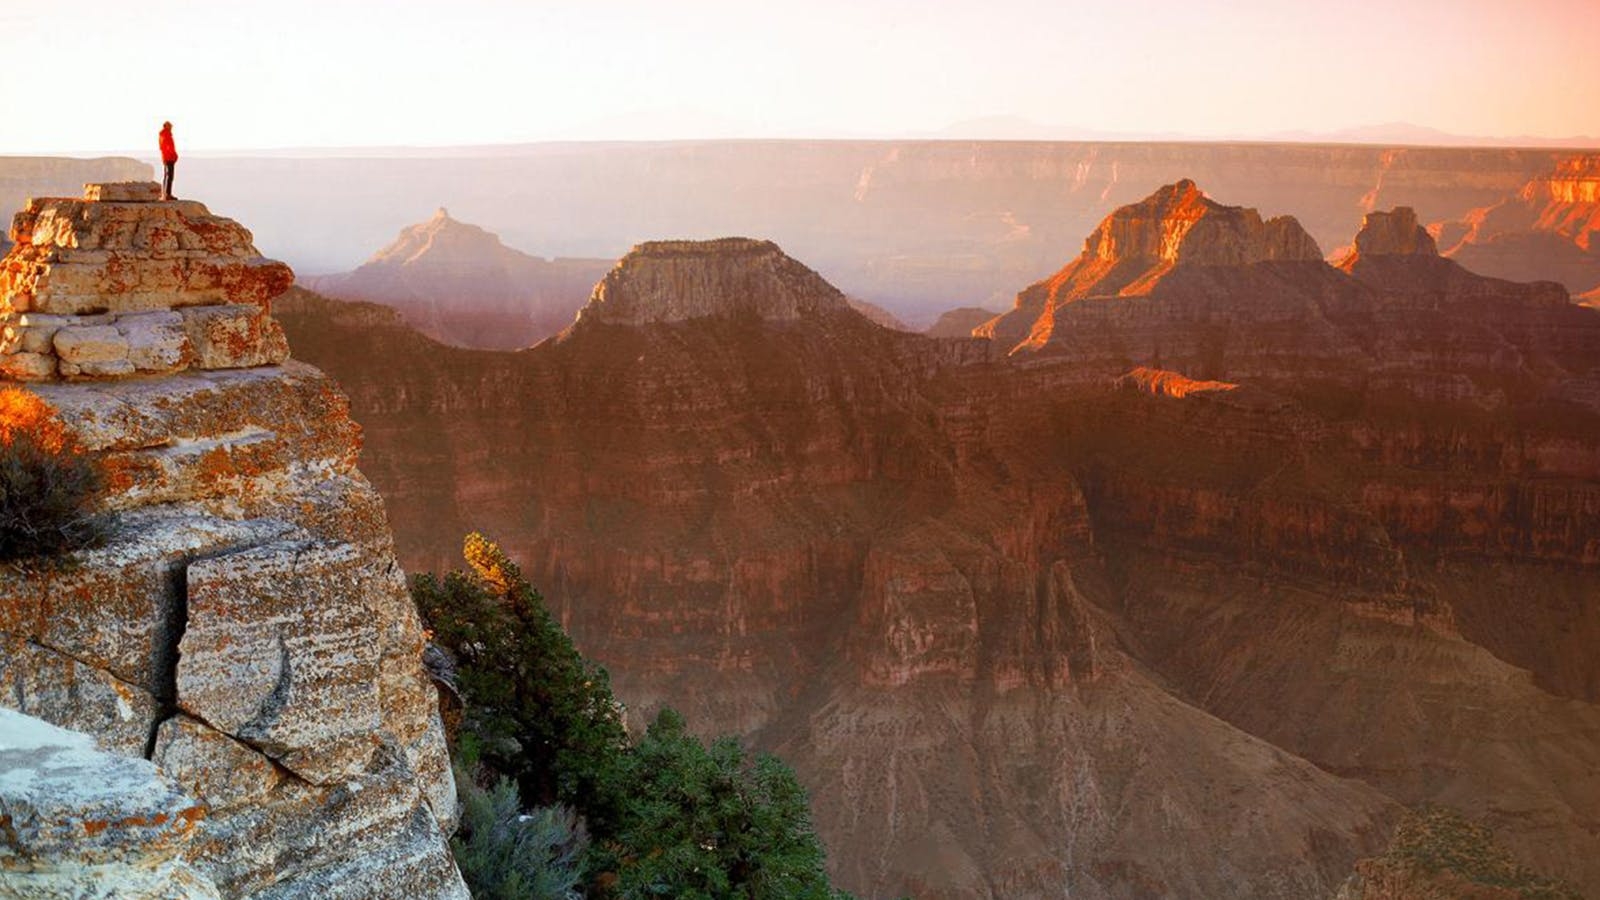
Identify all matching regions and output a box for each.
[976,179,1325,349]
[1341,206,1438,259]
[978,182,1594,410]
[0,185,293,381]
[0,184,466,899]
[1440,153,1600,297]
[302,207,610,350]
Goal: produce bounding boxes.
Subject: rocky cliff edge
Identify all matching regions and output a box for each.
[0,183,467,899]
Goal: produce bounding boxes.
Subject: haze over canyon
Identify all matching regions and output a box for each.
[2,136,1599,900]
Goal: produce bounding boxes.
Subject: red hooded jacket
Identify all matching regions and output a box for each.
[159,127,178,164]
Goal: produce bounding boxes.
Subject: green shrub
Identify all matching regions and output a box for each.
[454,766,588,900]
[594,707,837,900]
[414,534,629,822]
[0,428,105,563]
[416,534,867,900]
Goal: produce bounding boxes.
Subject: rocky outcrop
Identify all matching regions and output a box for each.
[0,184,292,381]
[976,180,1325,350]
[302,208,611,350]
[978,184,1595,415]
[1340,206,1438,260]
[0,184,465,899]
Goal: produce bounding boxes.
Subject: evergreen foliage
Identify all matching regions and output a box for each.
[414,533,865,900]
[594,708,837,900]
[1378,807,1580,899]
[414,533,629,822]
[453,764,588,900]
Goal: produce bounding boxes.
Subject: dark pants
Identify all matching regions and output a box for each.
[162,161,175,200]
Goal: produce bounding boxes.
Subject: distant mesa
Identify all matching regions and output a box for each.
[978,178,1323,350]
[972,178,1588,395]
[569,237,854,330]
[926,306,1000,338]
[1338,206,1438,264]
[303,207,612,350]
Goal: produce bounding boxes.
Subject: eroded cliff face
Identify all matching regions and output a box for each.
[981,184,1593,413]
[275,190,1600,899]
[0,184,465,899]
[1440,154,1600,297]
[303,207,610,350]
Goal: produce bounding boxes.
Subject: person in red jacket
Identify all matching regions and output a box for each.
[158,122,178,200]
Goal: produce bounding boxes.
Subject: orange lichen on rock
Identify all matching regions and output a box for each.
[0,183,292,382]
[0,385,71,451]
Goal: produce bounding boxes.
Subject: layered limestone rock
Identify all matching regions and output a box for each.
[0,183,291,381]
[276,260,1405,899]
[571,238,852,327]
[976,184,1594,411]
[0,187,465,899]
[302,208,611,350]
[976,179,1324,349]
[0,708,219,900]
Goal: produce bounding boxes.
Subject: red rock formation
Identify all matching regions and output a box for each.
[274,196,1600,898]
[1439,154,1600,296]
[303,207,610,349]
[977,179,1325,349]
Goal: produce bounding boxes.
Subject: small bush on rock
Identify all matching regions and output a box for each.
[0,428,106,563]
[453,763,588,900]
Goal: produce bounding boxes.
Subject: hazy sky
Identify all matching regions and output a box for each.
[6,0,1598,152]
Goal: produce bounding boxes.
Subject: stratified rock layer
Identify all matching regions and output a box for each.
[1,184,291,381]
[1441,154,1600,297]
[572,237,851,327]
[0,185,465,899]
[278,205,1600,899]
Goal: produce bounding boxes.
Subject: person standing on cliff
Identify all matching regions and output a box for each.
[158,122,178,201]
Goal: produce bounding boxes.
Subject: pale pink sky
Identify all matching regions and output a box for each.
[5,0,1597,152]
